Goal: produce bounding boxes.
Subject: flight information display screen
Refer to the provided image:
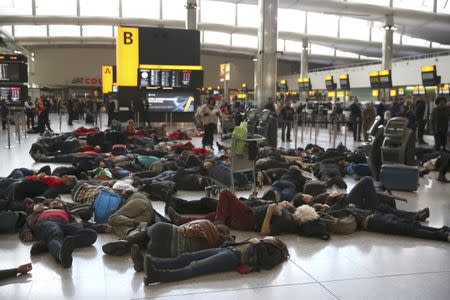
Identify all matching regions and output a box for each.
[145,91,195,112]
[0,63,21,82]
[139,69,202,89]
[0,86,21,102]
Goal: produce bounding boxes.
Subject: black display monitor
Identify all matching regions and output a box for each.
[139,68,203,90]
[370,76,380,88]
[379,75,392,88]
[340,79,350,90]
[325,80,336,90]
[0,86,21,103]
[298,81,312,91]
[144,91,195,112]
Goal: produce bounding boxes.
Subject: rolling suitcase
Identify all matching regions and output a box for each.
[380,164,418,191]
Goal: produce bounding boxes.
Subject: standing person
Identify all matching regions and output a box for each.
[431,97,449,151]
[280,100,294,143]
[0,99,9,130]
[349,97,362,142]
[400,98,417,142]
[390,97,402,117]
[196,97,219,149]
[107,97,116,127]
[362,101,376,142]
[67,98,74,126]
[415,96,428,144]
[43,97,53,132]
[129,99,136,121]
[24,97,35,129]
[377,98,386,119]
[36,97,46,134]
[264,97,276,114]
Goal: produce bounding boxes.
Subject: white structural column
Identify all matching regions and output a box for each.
[255,0,278,108]
[186,0,198,30]
[300,38,309,78]
[382,14,394,70]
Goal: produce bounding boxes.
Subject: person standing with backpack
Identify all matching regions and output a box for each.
[24,97,35,129]
[196,97,220,149]
[138,236,289,284]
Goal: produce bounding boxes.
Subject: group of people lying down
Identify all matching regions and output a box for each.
[0,125,449,285]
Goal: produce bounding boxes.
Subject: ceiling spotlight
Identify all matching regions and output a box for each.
[14,50,23,54]
[252,58,258,62]
[383,25,397,31]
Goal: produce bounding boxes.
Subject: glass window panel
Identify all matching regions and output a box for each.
[36,0,76,16]
[393,32,401,44]
[340,17,370,41]
[203,31,230,46]
[437,0,450,14]
[393,0,433,12]
[336,50,359,58]
[401,35,430,47]
[14,25,47,37]
[232,34,257,48]
[49,25,80,37]
[80,0,119,17]
[432,42,450,49]
[82,25,112,37]
[0,0,32,15]
[310,44,335,56]
[360,55,380,60]
[371,24,384,42]
[122,0,159,19]
[279,9,305,33]
[285,40,301,53]
[307,12,338,37]
[201,0,235,25]
[277,39,285,52]
[347,0,389,5]
[237,3,258,28]
[162,0,185,20]
[0,25,13,36]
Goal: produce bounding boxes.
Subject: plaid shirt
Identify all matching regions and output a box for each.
[72,182,114,204]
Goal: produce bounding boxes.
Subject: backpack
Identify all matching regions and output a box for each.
[231,122,248,155]
[303,180,327,196]
[93,190,123,224]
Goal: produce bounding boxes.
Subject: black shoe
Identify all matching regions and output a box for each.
[144,255,159,285]
[131,244,144,272]
[327,176,347,189]
[30,241,48,255]
[59,236,75,268]
[437,175,450,183]
[287,139,292,142]
[38,165,51,175]
[281,139,285,143]
[102,240,131,256]
[416,207,430,222]
[167,207,182,225]
[164,196,174,215]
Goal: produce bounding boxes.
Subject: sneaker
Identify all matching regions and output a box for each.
[30,241,48,255]
[167,207,182,225]
[416,207,430,222]
[143,255,159,285]
[102,240,131,256]
[59,236,75,268]
[131,244,144,272]
[38,165,51,175]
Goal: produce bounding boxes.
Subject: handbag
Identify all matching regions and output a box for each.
[318,211,357,235]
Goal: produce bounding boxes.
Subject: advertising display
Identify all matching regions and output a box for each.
[145,91,195,112]
[378,70,392,88]
[0,86,21,103]
[280,79,288,93]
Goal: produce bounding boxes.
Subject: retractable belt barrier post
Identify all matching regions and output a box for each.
[333,120,338,148]
[344,123,348,147]
[4,113,14,149]
[170,112,173,128]
[59,112,62,133]
[294,113,298,149]
[99,112,103,130]
[356,118,361,142]
[314,119,319,145]
[328,118,332,143]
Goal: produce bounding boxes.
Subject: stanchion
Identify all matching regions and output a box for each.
[15,115,22,144]
[99,112,103,130]
[170,112,173,128]
[333,121,337,148]
[165,112,168,125]
[59,113,62,133]
[328,118,332,143]
[356,119,361,143]
[4,115,14,149]
[314,120,318,145]
[344,123,348,147]
[294,114,298,149]
[309,116,313,139]
[137,112,140,128]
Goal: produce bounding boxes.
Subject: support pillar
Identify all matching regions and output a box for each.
[382,14,394,70]
[255,0,278,109]
[300,38,309,102]
[186,0,198,30]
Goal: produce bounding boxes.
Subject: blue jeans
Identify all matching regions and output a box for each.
[37,219,97,260]
[268,180,296,201]
[336,177,379,210]
[149,247,241,282]
[7,168,34,179]
[344,163,372,177]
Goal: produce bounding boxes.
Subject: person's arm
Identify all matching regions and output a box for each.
[260,203,277,235]
[0,268,19,280]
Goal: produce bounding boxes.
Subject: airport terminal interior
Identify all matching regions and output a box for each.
[0,0,449,299]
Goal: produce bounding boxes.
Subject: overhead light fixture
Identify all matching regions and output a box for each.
[383,25,397,31]
[252,58,258,62]
[14,50,23,54]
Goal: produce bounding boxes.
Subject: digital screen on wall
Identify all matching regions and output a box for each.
[145,91,195,112]
[325,80,335,90]
[0,86,21,102]
[139,69,203,89]
[0,63,21,82]
[421,72,435,81]
[340,79,350,90]
[370,76,380,88]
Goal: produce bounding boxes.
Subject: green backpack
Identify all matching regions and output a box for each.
[232,122,248,155]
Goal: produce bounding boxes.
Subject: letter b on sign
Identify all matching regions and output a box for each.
[124,32,133,44]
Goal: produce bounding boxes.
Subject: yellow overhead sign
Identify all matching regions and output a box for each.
[280,79,287,84]
[325,75,333,81]
[370,71,379,77]
[327,91,336,97]
[242,83,247,88]
[421,65,435,72]
[372,89,379,97]
[379,69,391,76]
[337,91,345,97]
[297,77,310,83]
[102,65,113,94]
[339,74,348,79]
[390,89,397,96]
[117,27,139,86]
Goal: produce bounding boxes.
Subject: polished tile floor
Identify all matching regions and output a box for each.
[0,114,449,300]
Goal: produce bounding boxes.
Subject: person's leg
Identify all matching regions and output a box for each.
[281,121,286,142]
[150,247,226,269]
[168,197,218,214]
[146,248,240,283]
[375,204,417,221]
[345,177,379,209]
[61,222,97,248]
[286,121,292,141]
[214,189,254,230]
[7,169,25,179]
[36,220,75,267]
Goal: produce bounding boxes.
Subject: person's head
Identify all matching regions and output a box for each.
[127,119,135,127]
[279,201,295,211]
[207,97,216,107]
[435,96,447,107]
[404,98,412,108]
[61,175,78,188]
[202,161,213,171]
[292,193,313,207]
[268,97,274,104]
[293,205,330,240]
[353,97,359,104]
[339,159,350,168]
[23,198,35,215]
[49,199,67,210]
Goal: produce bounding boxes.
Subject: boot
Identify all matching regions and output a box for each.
[131,244,144,272]
[167,207,182,225]
[126,228,148,245]
[416,207,430,222]
[102,240,131,256]
[59,236,75,268]
[143,255,160,285]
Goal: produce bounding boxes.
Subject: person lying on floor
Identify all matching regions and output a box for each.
[33,149,102,164]
[103,219,234,259]
[6,165,51,179]
[315,200,449,243]
[261,166,308,202]
[203,160,250,189]
[422,153,450,183]
[293,177,408,212]
[339,160,372,180]
[19,199,97,268]
[134,168,208,191]
[0,263,32,281]
[313,159,347,189]
[138,236,289,284]
[167,189,330,239]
